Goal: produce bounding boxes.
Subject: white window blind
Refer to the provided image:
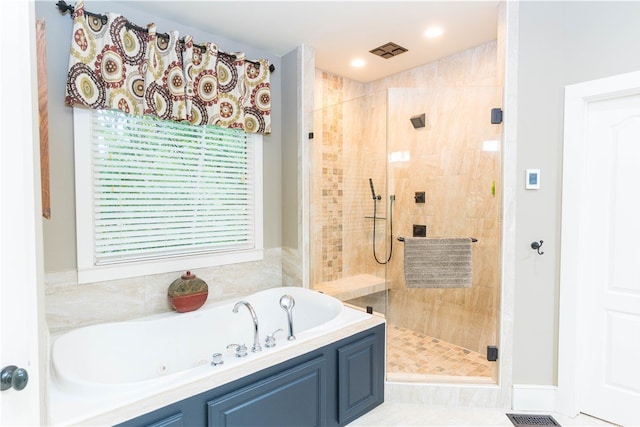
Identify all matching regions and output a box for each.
[74,108,263,283]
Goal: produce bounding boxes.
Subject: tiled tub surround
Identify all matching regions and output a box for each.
[49,287,384,425]
[45,248,284,333]
[313,41,502,362]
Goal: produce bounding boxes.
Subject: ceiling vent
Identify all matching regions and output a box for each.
[369,42,408,59]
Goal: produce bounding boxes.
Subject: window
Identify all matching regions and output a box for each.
[74,108,263,284]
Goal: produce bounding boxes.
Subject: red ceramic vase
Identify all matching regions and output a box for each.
[168,271,208,313]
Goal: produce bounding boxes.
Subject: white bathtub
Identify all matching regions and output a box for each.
[49,286,382,426]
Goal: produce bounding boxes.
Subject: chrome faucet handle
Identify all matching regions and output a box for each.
[211,352,224,366]
[226,343,248,358]
[265,328,283,348]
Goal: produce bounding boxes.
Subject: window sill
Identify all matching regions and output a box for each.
[77,248,264,284]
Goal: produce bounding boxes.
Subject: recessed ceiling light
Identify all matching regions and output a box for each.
[424,26,444,39]
[351,58,366,67]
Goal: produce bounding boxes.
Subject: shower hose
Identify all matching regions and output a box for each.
[372,194,394,264]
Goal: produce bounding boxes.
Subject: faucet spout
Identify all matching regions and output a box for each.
[232,301,262,352]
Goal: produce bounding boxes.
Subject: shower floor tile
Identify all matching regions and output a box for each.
[386,323,493,379]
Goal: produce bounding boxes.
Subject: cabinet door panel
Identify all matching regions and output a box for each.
[207,356,326,427]
[337,334,383,424]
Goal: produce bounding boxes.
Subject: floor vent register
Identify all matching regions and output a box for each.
[506,413,561,426]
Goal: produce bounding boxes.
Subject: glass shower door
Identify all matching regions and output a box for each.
[384,86,502,382]
[309,91,389,317]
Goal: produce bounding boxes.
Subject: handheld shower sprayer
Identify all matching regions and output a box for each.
[369,178,381,200]
[368,178,394,264]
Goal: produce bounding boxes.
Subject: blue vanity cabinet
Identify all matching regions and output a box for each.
[145,413,183,427]
[208,356,326,426]
[115,324,384,427]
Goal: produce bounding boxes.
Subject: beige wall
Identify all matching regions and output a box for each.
[313,41,502,355]
[514,1,640,385]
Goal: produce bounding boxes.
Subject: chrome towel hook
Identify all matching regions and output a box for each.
[531,240,544,255]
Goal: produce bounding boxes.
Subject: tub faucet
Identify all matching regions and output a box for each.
[232,301,262,352]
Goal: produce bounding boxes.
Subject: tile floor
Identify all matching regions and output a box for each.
[386,324,493,379]
[347,403,616,426]
[355,325,616,427]
[352,324,614,426]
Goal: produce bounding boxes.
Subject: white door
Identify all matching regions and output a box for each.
[0,1,46,425]
[580,93,640,426]
[558,71,640,426]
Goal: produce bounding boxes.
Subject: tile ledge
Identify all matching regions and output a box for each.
[314,273,387,301]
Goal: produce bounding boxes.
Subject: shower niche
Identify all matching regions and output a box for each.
[311,41,503,384]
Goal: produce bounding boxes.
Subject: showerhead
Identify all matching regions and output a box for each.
[368,178,379,201]
[368,178,376,200]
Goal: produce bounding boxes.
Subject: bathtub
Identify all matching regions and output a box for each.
[49,286,384,426]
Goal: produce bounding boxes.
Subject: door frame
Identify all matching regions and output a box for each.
[557,70,640,416]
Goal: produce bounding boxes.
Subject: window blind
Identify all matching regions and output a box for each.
[90,109,255,264]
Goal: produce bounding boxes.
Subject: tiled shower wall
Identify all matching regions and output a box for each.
[313,41,502,354]
[317,74,344,282]
[311,74,387,286]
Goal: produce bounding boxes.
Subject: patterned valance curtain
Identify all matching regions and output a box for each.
[65,1,271,134]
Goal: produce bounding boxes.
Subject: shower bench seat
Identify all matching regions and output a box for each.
[315,274,387,301]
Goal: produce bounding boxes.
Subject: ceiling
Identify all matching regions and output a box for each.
[117,1,500,83]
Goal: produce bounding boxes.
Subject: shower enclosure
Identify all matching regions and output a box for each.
[311,74,503,383]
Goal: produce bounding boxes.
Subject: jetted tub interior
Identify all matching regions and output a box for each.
[51,286,369,393]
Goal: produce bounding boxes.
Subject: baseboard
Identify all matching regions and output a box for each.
[512,384,557,411]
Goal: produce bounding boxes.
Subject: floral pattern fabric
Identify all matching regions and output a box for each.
[65,1,271,133]
[65,8,148,115]
[216,51,246,130]
[244,58,272,134]
[143,24,186,121]
[183,36,220,126]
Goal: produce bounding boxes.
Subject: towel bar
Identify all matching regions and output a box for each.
[397,236,478,242]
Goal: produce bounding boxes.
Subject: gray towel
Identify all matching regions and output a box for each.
[403,237,472,288]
